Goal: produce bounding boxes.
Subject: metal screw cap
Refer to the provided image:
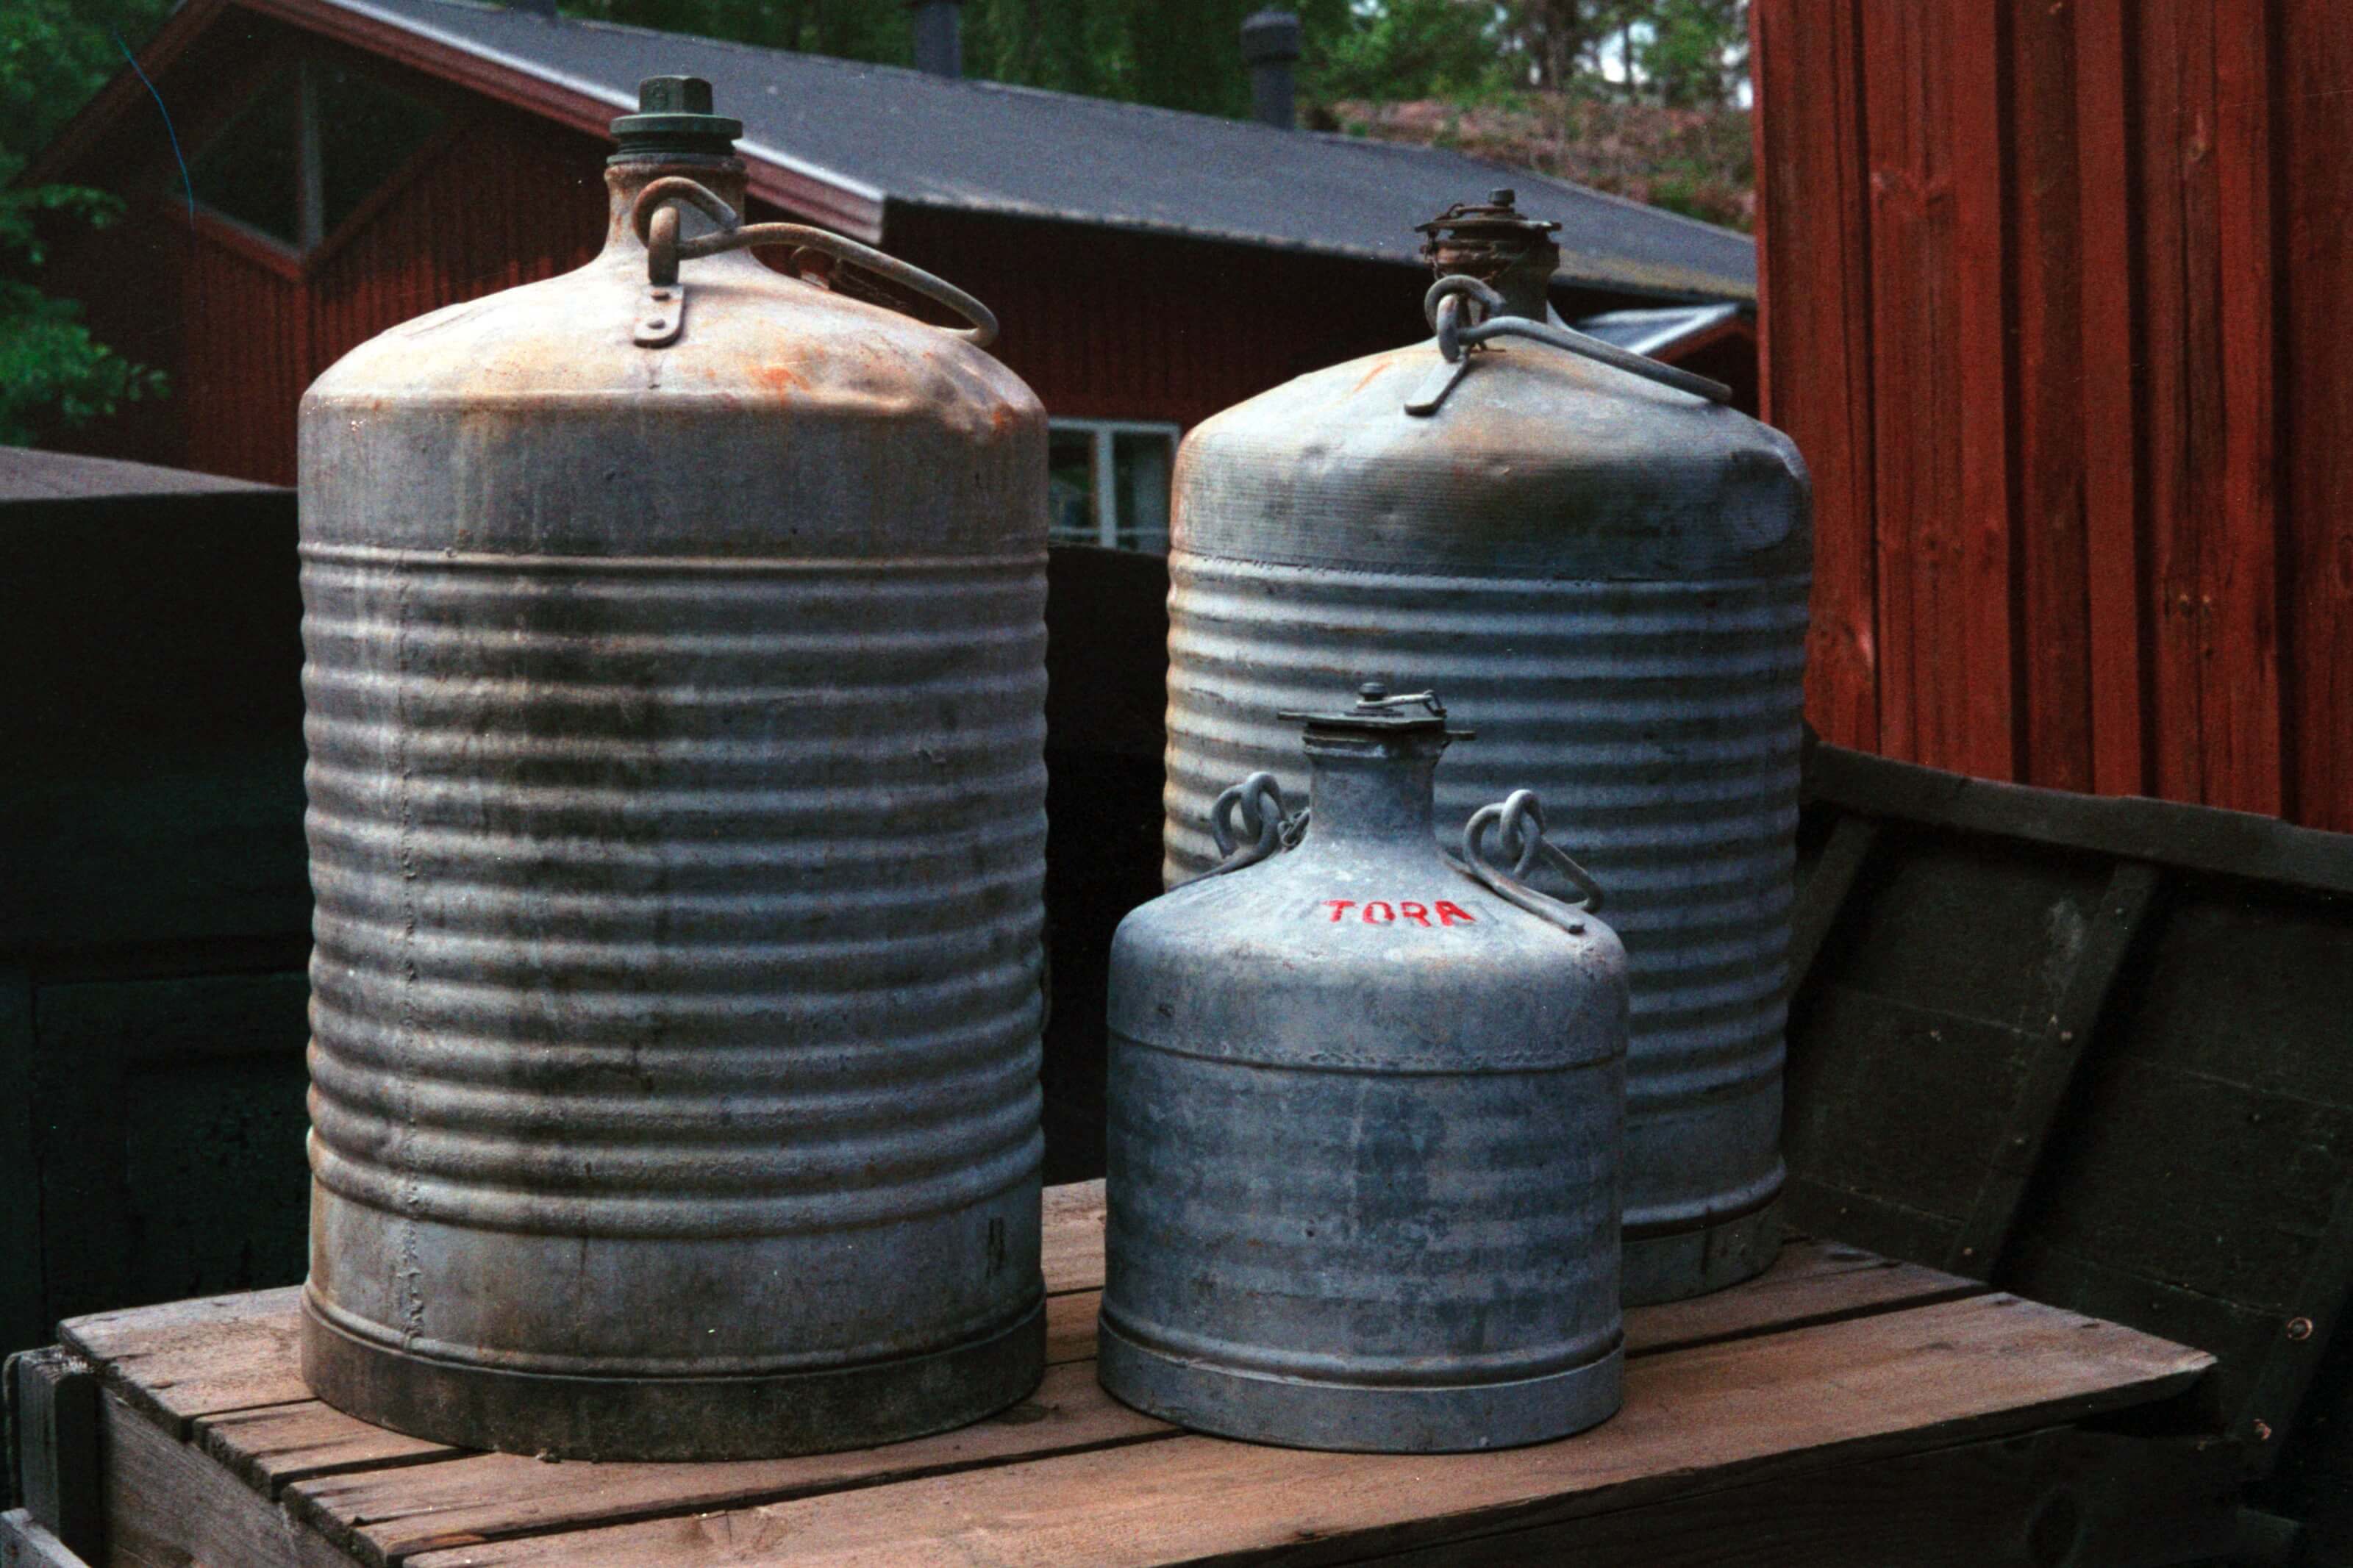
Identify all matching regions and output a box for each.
[1278,683,1469,738]
[610,75,743,162]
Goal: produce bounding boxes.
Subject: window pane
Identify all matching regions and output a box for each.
[1113,430,1174,554]
[190,71,300,246]
[1047,429,1097,545]
[317,65,443,237]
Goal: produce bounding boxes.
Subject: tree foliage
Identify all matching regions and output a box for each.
[558,1,1750,115]
[1,0,174,448]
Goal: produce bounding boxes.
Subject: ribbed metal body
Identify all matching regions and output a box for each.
[296,154,1049,1460]
[1165,334,1810,1306]
[1104,698,1628,1451]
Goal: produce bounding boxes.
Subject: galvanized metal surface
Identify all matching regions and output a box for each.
[297,129,1049,1459]
[1164,296,1810,1306]
[1104,689,1628,1453]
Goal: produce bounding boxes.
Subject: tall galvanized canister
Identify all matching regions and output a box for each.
[1102,685,1629,1452]
[296,79,1048,1460]
[1163,193,1810,1305]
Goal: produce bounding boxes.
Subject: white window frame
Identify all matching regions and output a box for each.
[1049,418,1181,551]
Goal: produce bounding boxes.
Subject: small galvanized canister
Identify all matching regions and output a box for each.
[1101,686,1628,1453]
[1164,193,1810,1305]
[297,79,1047,1459]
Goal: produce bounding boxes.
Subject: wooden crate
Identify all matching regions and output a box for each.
[5,1181,2239,1568]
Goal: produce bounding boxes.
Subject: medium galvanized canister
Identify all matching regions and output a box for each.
[1102,685,1628,1453]
[296,79,1048,1460]
[1163,193,1810,1306]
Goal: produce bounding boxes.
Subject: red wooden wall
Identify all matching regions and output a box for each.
[1753,0,2353,831]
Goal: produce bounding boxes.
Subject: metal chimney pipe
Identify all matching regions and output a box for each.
[910,0,963,79]
[1240,10,1301,129]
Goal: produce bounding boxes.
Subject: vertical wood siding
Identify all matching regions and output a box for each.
[1754,0,2349,829]
[171,107,605,487]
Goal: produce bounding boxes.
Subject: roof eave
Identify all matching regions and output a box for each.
[882,195,1754,305]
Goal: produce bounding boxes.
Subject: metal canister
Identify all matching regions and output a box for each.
[1163,193,1810,1306]
[296,78,1047,1460]
[1101,684,1628,1453]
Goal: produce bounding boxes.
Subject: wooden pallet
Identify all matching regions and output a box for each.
[5,1181,2241,1568]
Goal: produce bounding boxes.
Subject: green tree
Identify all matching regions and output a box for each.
[1310,0,1501,104]
[563,0,908,61]
[1635,0,1746,107]
[1,0,174,447]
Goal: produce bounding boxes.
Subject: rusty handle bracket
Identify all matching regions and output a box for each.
[1454,789,1606,931]
[629,176,999,348]
[1407,275,1734,413]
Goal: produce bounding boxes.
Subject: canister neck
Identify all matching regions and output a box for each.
[599,160,749,257]
[1302,732,1445,845]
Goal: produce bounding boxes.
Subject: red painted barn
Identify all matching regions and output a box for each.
[28,0,1756,543]
[1752,0,2353,831]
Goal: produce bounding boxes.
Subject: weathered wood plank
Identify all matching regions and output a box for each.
[2208,0,2285,817]
[2278,0,2353,834]
[1804,743,2353,897]
[1044,1288,1095,1364]
[1040,1177,1106,1293]
[286,1239,1975,1566]
[291,1361,1171,1568]
[2007,0,2092,795]
[1857,0,1945,765]
[1752,0,1880,753]
[58,1286,305,1438]
[1785,984,2040,1221]
[1344,1428,2239,1568]
[1947,0,2016,785]
[196,1402,463,1500]
[2004,1239,2275,1430]
[1628,1239,1979,1354]
[2026,1058,2353,1314]
[97,1390,354,1568]
[2139,0,2222,809]
[6,1353,96,1561]
[2072,0,2149,801]
[405,1294,2213,1568]
[1946,859,2165,1278]
[2234,1174,2353,1477]
[1786,812,1877,995]
[188,1286,1106,1511]
[0,1510,88,1568]
[60,1180,1115,1454]
[1784,1177,1961,1272]
[1799,828,2101,1032]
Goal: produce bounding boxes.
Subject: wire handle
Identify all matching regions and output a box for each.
[629,176,999,348]
[1454,788,1606,934]
[1416,274,1733,406]
[1196,772,1310,881]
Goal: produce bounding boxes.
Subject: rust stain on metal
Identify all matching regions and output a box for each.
[752,361,810,395]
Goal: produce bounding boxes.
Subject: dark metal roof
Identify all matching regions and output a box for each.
[0,446,286,504]
[318,0,1757,301]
